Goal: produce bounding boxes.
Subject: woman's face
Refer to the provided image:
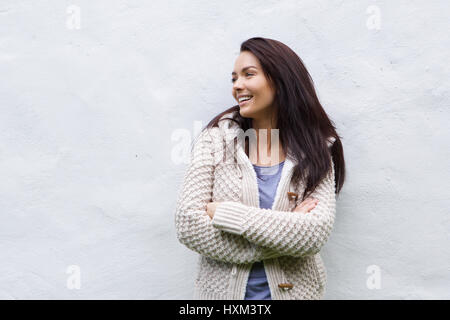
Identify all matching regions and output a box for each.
[231,51,277,120]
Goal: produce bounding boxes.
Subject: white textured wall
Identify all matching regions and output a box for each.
[0,0,449,299]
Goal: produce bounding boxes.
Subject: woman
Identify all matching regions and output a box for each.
[175,37,345,300]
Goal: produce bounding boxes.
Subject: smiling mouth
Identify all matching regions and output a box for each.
[239,96,253,106]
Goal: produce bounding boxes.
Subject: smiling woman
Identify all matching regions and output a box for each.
[175,37,346,300]
[231,57,277,127]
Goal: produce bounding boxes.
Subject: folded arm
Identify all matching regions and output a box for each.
[175,128,269,264]
[211,160,336,258]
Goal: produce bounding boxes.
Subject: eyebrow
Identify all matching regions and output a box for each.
[231,66,257,75]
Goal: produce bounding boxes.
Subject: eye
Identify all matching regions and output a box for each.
[231,73,254,83]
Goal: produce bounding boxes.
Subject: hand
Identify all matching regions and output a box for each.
[293,197,319,214]
[206,201,220,219]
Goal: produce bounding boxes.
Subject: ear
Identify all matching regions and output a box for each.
[326,136,336,148]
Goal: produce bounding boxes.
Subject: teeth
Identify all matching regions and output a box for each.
[238,96,252,102]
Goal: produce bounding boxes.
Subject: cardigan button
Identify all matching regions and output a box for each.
[235,166,242,179]
[287,192,298,201]
[231,265,237,276]
[278,283,294,290]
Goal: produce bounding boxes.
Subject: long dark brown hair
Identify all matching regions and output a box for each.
[204,37,345,201]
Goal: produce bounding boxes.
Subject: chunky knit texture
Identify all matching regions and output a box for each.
[175,111,337,300]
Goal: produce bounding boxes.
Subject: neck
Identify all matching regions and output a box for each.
[250,110,284,165]
[251,109,277,147]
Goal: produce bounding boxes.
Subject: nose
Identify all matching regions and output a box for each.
[232,77,244,91]
[233,82,245,101]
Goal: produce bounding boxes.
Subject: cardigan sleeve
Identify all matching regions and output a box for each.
[174,128,267,264]
[211,159,336,258]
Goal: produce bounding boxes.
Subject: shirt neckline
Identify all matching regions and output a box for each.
[252,160,285,168]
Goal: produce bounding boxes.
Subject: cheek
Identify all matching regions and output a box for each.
[252,82,273,102]
[262,88,276,104]
[256,92,273,107]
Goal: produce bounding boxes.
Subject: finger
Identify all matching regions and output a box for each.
[299,198,315,207]
[296,199,313,210]
[307,202,318,212]
[310,200,318,207]
[295,198,316,211]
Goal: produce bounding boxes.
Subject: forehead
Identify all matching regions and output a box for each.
[232,51,260,73]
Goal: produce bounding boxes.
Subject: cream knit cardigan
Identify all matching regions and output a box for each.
[175,111,337,300]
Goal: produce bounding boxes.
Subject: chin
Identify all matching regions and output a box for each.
[239,110,250,119]
[239,106,253,119]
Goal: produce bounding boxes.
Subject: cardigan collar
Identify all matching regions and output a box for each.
[214,110,335,208]
[216,110,299,170]
[216,110,297,209]
[215,109,336,162]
